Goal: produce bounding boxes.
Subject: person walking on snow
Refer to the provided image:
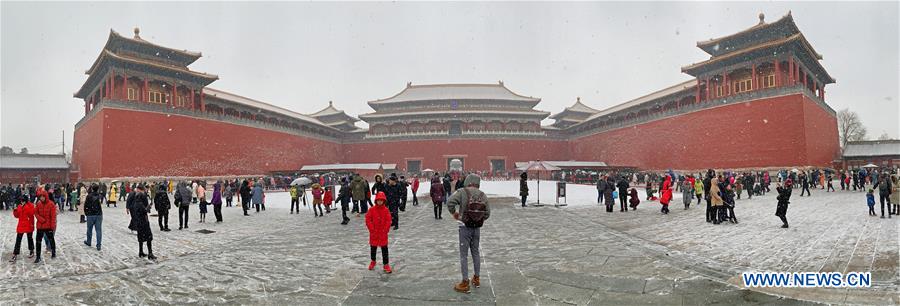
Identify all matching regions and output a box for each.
[874,173,892,218]
[289,185,300,214]
[350,174,367,215]
[430,176,446,219]
[128,185,156,260]
[336,184,350,223]
[366,192,392,273]
[682,176,693,209]
[211,182,223,223]
[154,184,171,231]
[176,182,192,229]
[447,174,490,294]
[659,175,672,214]
[385,175,403,230]
[83,184,103,250]
[411,175,420,206]
[251,180,264,213]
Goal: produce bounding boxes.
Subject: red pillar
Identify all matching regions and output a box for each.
[788,57,794,84]
[723,71,728,96]
[199,89,205,112]
[705,77,710,101]
[695,80,700,103]
[190,88,195,110]
[111,73,115,100]
[143,78,149,102]
[821,86,826,101]
[802,70,807,89]
[105,75,110,98]
[751,64,756,91]
[170,84,176,107]
[774,60,780,87]
[122,73,127,100]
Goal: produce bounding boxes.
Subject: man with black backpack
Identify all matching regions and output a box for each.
[447,174,490,294]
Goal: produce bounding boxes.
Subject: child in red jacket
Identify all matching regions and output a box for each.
[10,195,36,262]
[322,186,333,214]
[366,192,392,273]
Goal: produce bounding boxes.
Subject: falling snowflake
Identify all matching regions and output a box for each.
[763,119,768,124]
[168,128,172,132]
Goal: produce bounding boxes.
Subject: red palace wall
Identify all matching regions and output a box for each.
[343,138,570,173]
[73,110,105,179]
[74,107,342,179]
[569,94,841,170]
[73,95,840,179]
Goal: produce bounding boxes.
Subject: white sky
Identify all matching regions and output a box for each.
[1,1,898,154]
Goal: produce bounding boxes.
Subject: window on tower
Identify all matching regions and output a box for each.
[763,74,775,88]
[733,79,752,93]
[149,91,163,103]
[127,88,137,100]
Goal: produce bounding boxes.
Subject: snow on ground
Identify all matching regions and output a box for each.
[0,180,895,305]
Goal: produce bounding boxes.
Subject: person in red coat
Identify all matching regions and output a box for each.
[411,176,420,206]
[10,195,36,262]
[33,189,57,263]
[365,192,392,273]
[659,175,673,215]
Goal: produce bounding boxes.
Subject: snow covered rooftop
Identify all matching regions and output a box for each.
[300,163,383,171]
[203,88,337,129]
[0,154,70,169]
[369,82,540,104]
[585,80,697,122]
[843,140,900,157]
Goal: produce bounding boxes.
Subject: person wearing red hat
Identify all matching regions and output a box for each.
[366,192,392,273]
[10,195,36,262]
[33,188,57,263]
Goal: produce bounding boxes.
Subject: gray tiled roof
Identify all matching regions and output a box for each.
[370,83,540,104]
[843,140,900,157]
[0,154,70,169]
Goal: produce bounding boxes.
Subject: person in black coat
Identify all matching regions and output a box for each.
[154,185,171,231]
[399,176,409,211]
[83,184,103,251]
[703,169,714,222]
[596,177,607,205]
[616,176,629,212]
[239,180,251,216]
[743,174,754,199]
[337,182,352,225]
[442,174,452,203]
[385,175,403,230]
[128,185,155,260]
[520,172,529,207]
[604,177,615,212]
[799,173,811,197]
[775,180,793,228]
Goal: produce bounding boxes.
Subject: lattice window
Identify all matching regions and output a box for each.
[763,74,776,88]
[149,91,163,103]
[733,79,752,94]
[127,88,137,100]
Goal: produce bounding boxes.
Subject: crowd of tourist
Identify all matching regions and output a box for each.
[2,166,897,294]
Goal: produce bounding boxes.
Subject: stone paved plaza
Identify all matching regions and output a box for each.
[1,185,897,305]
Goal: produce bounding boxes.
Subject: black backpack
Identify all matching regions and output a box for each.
[461,188,487,228]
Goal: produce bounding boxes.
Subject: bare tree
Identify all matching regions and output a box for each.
[0,146,12,155]
[19,147,29,154]
[877,132,892,140]
[837,108,867,150]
